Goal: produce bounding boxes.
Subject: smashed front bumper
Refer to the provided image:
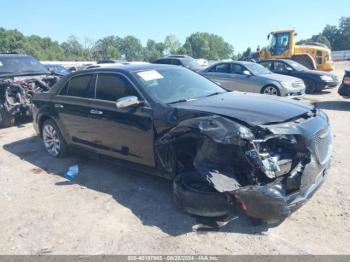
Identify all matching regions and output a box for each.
[235,159,330,223]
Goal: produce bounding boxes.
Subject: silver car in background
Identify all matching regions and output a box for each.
[200,61,305,97]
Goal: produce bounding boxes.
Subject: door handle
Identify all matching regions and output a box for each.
[90,109,103,115]
[54,104,64,108]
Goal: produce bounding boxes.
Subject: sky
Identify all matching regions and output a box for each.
[0,0,348,53]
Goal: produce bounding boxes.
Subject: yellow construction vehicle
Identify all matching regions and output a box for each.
[258,29,334,71]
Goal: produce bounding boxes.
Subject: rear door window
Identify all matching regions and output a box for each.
[66,74,93,98]
[260,61,273,71]
[230,64,245,75]
[209,63,230,73]
[274,61,289,73]
[95,73,139,102]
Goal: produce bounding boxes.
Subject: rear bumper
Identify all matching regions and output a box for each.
[235,158,330,223]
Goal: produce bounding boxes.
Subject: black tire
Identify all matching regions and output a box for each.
[41,119,68,158]
[304,79,317,94]
[261,85,281,96]
[292,56,315,70]
[173,172,234,217]
[0,104,15,128]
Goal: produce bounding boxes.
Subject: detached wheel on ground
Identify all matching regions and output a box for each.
[41,119,68,158]
[304,79,317,94]
[0,104,15,128]
[261,85,281,96]
[173,172,234,217]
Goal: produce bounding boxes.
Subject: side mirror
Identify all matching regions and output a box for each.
[286,67,293,72]
[116,96,140,109]
[243,70,251,76]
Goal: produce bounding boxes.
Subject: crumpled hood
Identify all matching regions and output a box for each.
[172,92,313,125]
[259,73,301,82]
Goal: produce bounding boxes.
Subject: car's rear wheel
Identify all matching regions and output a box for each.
[0,104,15,128]
[173,172,234,217]
[41,119,68,158]
[261,85,281,96]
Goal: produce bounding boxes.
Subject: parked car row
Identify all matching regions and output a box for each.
[152,55,339,96]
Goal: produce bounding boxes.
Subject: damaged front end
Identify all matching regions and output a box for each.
[157,109,332,223]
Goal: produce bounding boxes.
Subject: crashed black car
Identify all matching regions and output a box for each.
[32,64,333,223]
[0,54,59,128]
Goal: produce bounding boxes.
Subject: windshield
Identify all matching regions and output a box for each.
[133,67,226,104]
[245,63,271,75]
[182,58,202,71]
[287,60,309,71]
[268,32,290,56]
[0,56,48,76]
[46,64,69,75]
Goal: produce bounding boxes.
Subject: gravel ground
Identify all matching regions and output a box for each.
[0,62,349,255]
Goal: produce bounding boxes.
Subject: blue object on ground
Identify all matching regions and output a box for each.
[64,165,79,180]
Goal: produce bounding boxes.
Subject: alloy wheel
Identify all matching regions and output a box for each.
[263,86,279,96]
[42,124,61,157]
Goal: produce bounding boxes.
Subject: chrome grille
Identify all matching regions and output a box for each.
[314,127,332,165]
[293,80,305,88]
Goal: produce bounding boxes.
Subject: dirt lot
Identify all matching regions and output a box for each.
[1,62,350,255]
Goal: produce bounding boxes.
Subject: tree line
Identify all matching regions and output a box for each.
[0,16,349,62]
[0,28,235,62]
[297,17,350,51]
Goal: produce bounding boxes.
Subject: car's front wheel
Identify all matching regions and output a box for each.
[173,172,234,217]
[304,79,317,94]
[261,85,281,96]
[41,119,68,158]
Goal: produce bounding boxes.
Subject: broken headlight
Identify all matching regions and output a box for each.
[246,135,298,180]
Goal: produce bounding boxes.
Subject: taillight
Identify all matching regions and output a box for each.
[344,77,350,85]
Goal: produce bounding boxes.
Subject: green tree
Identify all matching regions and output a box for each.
[183,32,233,60]
[144,39,166,62]
[337,17,350,50]
[92,36,121,61]
[61,36,86,60]
[0,28,25,53]
[164,35,181,55]
[119,36,143,61]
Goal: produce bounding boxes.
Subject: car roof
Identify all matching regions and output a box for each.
[259,59,293,64]
[73,63,179,75]
[210,60,255,66]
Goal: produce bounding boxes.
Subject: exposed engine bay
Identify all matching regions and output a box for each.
[0,75,59,127]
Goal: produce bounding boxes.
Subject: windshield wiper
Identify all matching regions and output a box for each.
[205,92,226,97]
[167,98,196,104]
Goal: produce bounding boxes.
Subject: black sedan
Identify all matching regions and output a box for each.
[258,59,339,93]
[32,64,333,223]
